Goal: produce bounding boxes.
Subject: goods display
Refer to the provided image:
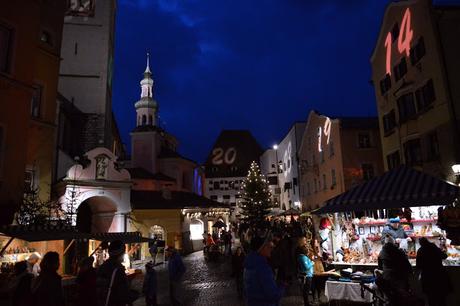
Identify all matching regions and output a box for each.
[328,206,460,266]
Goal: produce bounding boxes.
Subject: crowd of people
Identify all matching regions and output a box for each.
[2,239,187,306]
[231,217,453,306]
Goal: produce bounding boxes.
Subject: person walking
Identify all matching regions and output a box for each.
[9,261,33,306]
[142,262,157,306]
[223,230,232,256]
[96,240,139,306]
[30,251,64,306]
[76,256,97,306]
[232,247,245,299]
[297,246,314,306]
[416,237,452,306]
[166,247,186,306]
[244,236,285,306]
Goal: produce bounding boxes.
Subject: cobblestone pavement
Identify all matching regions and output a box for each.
[132,250,307,306]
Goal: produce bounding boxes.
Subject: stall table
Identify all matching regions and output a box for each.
[325,281,373,304]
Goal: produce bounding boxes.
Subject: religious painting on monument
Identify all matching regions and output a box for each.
[66,0,95,17]
[95,154,109,180]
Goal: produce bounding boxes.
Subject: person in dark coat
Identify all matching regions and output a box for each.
[166,247,186,306]
[30,251,64,306]
[142,262,157,306]
[9,261,33,306]
[244,236,285,306]
[76,256,97,306]
[232,247,245,299]
[416,237,451,306]
[380,217,411,245]
[270,235,297,283]
[377,236,412,306]
[96,240,138,306]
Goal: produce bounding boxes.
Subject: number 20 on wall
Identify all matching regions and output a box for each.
[384,8,413,75]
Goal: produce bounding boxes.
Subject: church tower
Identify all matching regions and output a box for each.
[135,53,158,127]
[130,54,161,173]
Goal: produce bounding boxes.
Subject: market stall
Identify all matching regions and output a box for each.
[313,166,460,305]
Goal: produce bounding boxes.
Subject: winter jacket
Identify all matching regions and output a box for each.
[270,237,297,281]
[142,270,157,298]
[9,271,33,306]
[378,243,412,283]
[380,223,407,244]
[76,268,97,306]
[298,254,314,278]
[30,271,64,306]
[416,241,451,294]
[96,258,138,306]
[168,253,186,282]
[244,251,285,306]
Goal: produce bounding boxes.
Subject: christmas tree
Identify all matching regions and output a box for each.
[239,161,272,227]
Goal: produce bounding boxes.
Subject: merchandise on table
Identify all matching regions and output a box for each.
[324,206,459,266]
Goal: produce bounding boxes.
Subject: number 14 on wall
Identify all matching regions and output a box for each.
[384,8,413,76]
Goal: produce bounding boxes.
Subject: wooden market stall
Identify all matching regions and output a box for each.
[313,166,460,305]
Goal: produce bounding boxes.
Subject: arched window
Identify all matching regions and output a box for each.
[142,115,147,125]
[148,115,153,125]
[190,219,204,240]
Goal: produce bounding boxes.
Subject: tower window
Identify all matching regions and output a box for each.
[148,115,153,125]
[142,115,147,125]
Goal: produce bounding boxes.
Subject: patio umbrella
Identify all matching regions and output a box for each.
[212,220,226,228]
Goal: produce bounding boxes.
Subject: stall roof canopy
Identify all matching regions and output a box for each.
[0,225,151,243]
[131,190,229,209]
[314,166,460,214]
[0,225,90,242]
[92,232,152,243]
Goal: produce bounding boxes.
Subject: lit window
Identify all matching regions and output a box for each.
[190,219,204,240]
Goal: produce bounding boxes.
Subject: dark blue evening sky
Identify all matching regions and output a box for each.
[112,0,457,164]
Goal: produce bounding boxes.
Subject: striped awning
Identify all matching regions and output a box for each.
[0,225,90,242]
[314,166,460,214]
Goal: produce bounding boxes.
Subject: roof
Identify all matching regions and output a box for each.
[127,167,176,182]
[92,232,152,243]
[339,117,379,129]
[131,190,229,209]
[204,130,263,178]
[314,166,460,214]
[0,225,90,242]
[158,146,197,164]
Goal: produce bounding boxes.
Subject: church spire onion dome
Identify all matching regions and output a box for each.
[135,52,158,127]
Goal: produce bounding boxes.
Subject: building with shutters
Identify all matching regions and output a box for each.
[299,111,384,211]
[370,0,460,182]
[203,130,263,219]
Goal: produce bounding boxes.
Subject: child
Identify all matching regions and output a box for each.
[143,262,157,306]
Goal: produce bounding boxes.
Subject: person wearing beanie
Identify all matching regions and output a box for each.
[244,236,285,306]
[380,217,411,247]
[96,240,139,306]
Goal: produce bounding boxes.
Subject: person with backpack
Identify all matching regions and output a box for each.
[96,240,139,306]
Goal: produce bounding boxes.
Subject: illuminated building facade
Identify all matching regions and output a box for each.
[273,122,306,211]
[259,148,280,207]
[0,1,66,225]
[203,130,263,219]
[299,111,384,211]
[58,0,121,154]
[371,0,460,181]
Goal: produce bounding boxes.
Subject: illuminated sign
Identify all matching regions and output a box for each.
[318,117,332,153]
[384,8,413,75]
[212,147,237,165]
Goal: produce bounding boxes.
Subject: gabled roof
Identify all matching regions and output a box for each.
[204,130,263,178]
[314,166,460,214]
[127,168,176,182]
[131,190,229,209]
